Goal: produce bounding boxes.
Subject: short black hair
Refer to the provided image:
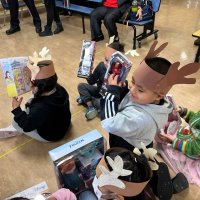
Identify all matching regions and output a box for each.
[145,57,171,75]
[108,42,125,53]
[105,147,151,183]
[33,74,58,97]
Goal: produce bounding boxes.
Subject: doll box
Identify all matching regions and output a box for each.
[100,51,132,96]
[0,57,31,97]
[77,40,96,79]
[48,129,106,195]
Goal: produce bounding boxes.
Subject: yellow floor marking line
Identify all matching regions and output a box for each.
[0,138,33,159]
[0,107,86,159]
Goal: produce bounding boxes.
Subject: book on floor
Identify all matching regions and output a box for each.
[0,57,31,97]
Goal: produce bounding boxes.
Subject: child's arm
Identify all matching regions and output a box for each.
[172,133,200,157]
[100,75,143,138]
[87,62,105,85]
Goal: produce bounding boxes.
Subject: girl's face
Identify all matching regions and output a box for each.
[130,76,162,105]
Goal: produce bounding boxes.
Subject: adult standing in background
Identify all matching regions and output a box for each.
[6,0,42,35]
[90,0,143,42]
[39,0,64,37]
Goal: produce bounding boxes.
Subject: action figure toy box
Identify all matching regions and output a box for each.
[77,40,96,79]
[100,51,132,96]
[49,129,107,196]
[0,57,31,97]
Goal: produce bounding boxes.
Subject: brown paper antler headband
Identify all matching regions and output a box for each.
[133,41,200,95]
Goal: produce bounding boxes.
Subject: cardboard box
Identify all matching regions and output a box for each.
[49,130,106,196]
[77,40,96,79]
[0,57,31,97]
[100,51,132,96]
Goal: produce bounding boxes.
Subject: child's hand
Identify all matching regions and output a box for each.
[157,133,176,144]
[12,97,23,109]
[108,74,123,87]
[136,7,142,21]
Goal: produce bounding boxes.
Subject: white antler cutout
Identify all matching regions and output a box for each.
[133,142,158,171]
[97,155,132,188]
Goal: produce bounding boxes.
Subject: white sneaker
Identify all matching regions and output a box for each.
[0,125,21,139]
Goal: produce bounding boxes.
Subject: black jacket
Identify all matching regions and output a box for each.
[12,85,71,141]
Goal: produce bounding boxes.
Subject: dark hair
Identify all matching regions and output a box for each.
[104,147,151,183]
[145,57,171,75]
[108,42,125,53]
[33,73,58,97]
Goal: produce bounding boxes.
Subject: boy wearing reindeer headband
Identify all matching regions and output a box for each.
[0,48,71,142]
[100,41,199,199]
[101,41,200,150]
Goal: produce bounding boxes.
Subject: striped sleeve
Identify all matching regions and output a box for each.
[100,90,121,121]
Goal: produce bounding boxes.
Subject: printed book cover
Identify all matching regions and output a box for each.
[0,57,31,97]
[77,40,96,79]
[100,51,132,96]
[49,129,106,196]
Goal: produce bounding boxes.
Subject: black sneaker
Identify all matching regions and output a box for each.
[39,26,53,37]
[35,26,42,33]
[172,172,189,194]
[92,35,104,42]
[6,26,20,35]
[150,162,173,200]
[54,23,64,34]
[194,38,200,46]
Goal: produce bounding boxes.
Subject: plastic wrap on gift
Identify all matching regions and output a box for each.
[49,130,107,196]
[77,40,96,79]
[100,51,132,96]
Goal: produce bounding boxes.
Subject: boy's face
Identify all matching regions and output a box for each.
[130,76,162,105]
[104,47,116,67]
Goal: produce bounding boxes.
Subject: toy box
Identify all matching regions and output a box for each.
[100,51,132,96]
[77,40,96,79]
[0,57,31,97]
[49,130,106,196]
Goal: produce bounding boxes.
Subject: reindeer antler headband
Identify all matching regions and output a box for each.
[97,142,157,189]
[27,47,54,81]
[133,41,200,95]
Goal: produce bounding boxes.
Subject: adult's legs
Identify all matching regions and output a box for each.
[90,6,107,41]
[39,0,55,36]
[7,0,20,28]
[103,8,122,39]
[24,0,41,29]
[52,0,64,34]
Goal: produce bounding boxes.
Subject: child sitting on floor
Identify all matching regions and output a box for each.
[77,42,125,120]
[0,48,71,142]
[100,41,200,199]
[156,106,200,186]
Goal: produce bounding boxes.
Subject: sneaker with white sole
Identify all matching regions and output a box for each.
[0,125,21,138]
[76,96,83,105]
[85,106,98,120]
